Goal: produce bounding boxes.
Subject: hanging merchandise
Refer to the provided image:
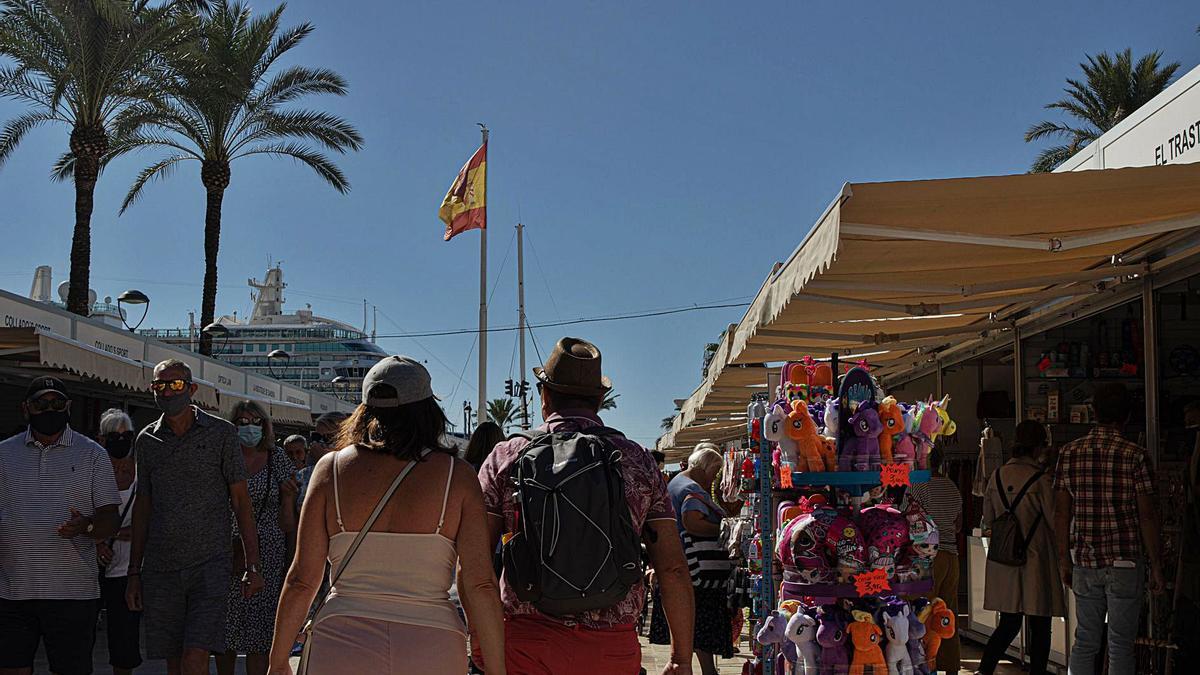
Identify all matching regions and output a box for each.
[736,356,958,674]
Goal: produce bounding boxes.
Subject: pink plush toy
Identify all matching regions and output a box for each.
[857,505,909,580]
[898,498,939,582]
[912,401,943,470]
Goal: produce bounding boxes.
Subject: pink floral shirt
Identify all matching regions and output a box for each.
[478,410,675,628]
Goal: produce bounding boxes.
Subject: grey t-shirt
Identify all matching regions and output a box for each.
[135,407,247,571]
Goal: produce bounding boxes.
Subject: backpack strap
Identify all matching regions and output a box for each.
[997,466,1044,515]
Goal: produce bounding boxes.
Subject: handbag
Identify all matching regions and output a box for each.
[296,449,430,674]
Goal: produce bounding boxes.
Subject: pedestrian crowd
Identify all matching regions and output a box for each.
[0,338,1169,675]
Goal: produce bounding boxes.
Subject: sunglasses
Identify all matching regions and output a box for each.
[150,379,190,393]
[308,432,330,445]
[234,419,263,427]
[27,397,68,413]
[105,431,134,444]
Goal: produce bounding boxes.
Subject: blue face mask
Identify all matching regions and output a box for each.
[238,423,263,447]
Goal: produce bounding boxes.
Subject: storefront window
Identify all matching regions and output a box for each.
[1156,275,1200,463]
[1021,299,1146,448]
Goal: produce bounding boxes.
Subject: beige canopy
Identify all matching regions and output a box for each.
[660,163,1200,456]
[0,328,146,392]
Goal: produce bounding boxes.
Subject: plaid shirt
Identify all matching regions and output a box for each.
[478,410,675,629]
[1053,426,1155,568]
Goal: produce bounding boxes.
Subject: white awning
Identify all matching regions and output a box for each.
[0,328,145,391]
[271,401,313,426]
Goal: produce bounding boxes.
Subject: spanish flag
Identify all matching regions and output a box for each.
[438,142,487,241]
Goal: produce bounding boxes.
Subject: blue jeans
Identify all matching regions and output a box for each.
[1070,564,1143,675]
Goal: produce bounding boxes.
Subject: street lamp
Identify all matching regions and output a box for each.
[331,375,350,401]
[116,290,149,332]
[267,349,290,379]
[201,322,230,354]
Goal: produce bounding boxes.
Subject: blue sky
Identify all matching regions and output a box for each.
[2,1,1198,444]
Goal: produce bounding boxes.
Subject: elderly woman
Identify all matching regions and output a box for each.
[95,408,142,675]
[215,401,297,675]
[978,420,1066,675]
[650,442,732,675]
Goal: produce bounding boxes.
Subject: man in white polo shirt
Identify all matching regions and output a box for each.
[0,376,121,675]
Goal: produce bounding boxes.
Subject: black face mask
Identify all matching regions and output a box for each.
[29,410,69,436]
[154,392,192,416]
[105,435,133,459]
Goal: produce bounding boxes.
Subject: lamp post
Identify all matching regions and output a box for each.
[462,401,473,436]
[116,290,149,332]
[331,376,350,402]
[267,349,290,379]
[202,322,230,354]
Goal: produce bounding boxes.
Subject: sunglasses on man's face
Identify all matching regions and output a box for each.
[150,379,190,393]
[27,397,68,414]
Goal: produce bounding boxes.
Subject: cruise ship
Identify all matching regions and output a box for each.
[142,265,387,404]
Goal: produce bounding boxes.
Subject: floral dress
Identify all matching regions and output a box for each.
[225,446,292,654]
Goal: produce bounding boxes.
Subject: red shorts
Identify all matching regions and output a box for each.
[502,614,642,675]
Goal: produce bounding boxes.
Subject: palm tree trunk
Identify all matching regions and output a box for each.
[66,125,107,317]
[198,185,225,356]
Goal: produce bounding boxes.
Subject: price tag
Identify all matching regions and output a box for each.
[880,463,911,488]
[853,569,891,597]
[780,464,794,489]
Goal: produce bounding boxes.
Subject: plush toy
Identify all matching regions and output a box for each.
[818,435,837,472]
[778,507,865,584]
[848,610,886,675]
[756,609,797,664]
[881,606,912,675]
[816,606,851,675]
[858,505,909,579]
[839,402,883,471]
[893,432,917,467]
[912,401,943,470]
[877,396,905,465]
[785,400,828,472]
[907,598,930,675]
[785,607,821,674]
[823,398,839,437]
[764,403,799,469]
[931,395,956,441]
[921,598,956,666]
[897,498,939,583]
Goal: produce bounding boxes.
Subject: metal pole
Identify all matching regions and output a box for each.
[1142,277,1159,465]
[477,125,489,426]
[517,222,528,428]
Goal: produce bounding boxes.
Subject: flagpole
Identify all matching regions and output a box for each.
[517,222,528,429]
[477,124,489,426]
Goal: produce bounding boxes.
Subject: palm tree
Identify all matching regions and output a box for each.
[661,416,675,431]
[487,398,516,430]
[1025,49,1180,172]
[0,0,199,315]
[111,0,362,354]
[600,391,619,411]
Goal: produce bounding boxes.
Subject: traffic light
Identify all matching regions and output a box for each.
[504,379,514,397]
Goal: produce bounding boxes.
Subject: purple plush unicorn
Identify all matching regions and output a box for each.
[755,611,797,664]
[816,606,850,674]
[908,598,931,674]
[839,402,883,471]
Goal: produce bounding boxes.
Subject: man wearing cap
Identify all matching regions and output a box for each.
[0,376,121,675]
[477,337,696,675]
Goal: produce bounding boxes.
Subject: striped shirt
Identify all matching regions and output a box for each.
[0,426,120,600]
[909,476,963,555]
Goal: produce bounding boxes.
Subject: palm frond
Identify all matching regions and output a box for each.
[120,153,192,213]
[0,108,54,168]
[1029,145,1075,173]
[235,141,349,192]
[232,108,362,154]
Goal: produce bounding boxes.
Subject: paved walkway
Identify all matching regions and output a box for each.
[45,619,1026,674]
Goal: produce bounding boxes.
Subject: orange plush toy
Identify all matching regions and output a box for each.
[785,400,828,472]
[921,597,956,665]
[848,610,886,675]
[877,396,905,465]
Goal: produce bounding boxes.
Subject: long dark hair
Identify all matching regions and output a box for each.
[465,421,505,469]
[335,387,452,461]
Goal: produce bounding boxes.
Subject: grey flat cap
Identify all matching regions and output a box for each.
[362,355,435,407]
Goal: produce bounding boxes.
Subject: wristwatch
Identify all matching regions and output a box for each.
[85,518,95,535]
[246,563,260,575]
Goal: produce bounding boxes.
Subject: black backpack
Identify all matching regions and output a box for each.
[987,467,1045,567]
[501,426,644,617]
